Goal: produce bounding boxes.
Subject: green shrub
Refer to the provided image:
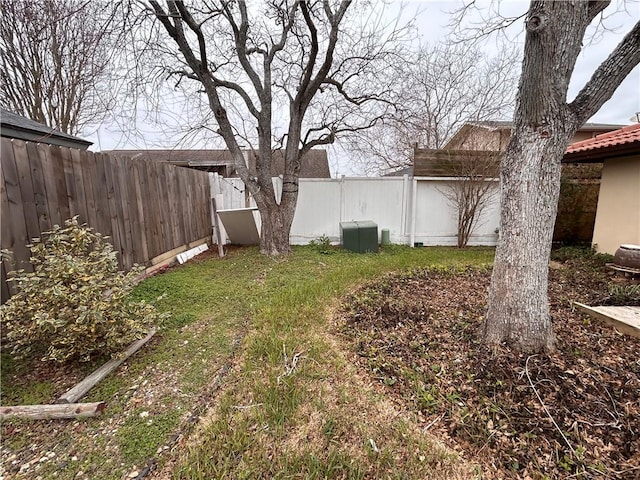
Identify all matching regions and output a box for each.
[308,234,333,254]
[1,217,166,363]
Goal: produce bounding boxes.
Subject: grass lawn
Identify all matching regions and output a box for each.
[1,245,493,479]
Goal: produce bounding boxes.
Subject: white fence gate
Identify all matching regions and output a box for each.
[210,173,500,247]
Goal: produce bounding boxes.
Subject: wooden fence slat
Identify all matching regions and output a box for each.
[111,155,132,269]
[1,139,31,273]
[13,140,40,243]
[1,258,9,303]
[80,150,98,230]
[174,167,187,246]
[49,145,71,223]
[93,153,112,239]
[1,147,16,299]
[184,168,195,241]
[60,146,79,220]
[189,170,200,239]
[147,160,164,258]
[164,165,179,250]
[37,143,62,228]
[25,142,51,234]
[70,148,88,224]
[115,156,134,269]
[103,153,124,269]
[157,162,173,253]
[132,160,149,262]
[123,157,142,265]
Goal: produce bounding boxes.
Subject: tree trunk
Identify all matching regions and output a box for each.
[481,0,639,353]
[259,206,293,255]
[484,124,574,352]
[256,186,297,256]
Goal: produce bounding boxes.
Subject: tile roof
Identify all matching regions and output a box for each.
[566,123,640,153]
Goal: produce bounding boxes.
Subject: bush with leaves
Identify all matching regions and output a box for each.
[1,217,166,363]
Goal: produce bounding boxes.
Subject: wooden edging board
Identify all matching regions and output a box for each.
[145,236,210,276]
[573,302,640,338]
[56,328,157,404]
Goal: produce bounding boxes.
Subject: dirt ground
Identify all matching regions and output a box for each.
[339,251,640,479]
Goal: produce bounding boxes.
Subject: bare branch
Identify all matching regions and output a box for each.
[0,0,118,134]
[569,19,640,124]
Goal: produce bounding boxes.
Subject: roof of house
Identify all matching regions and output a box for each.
[106,148,331,178]
[466,120,626,132]
[444,120,626,150]
[384,166,414,177]
[0,108,92,149]
[563,123,640,163]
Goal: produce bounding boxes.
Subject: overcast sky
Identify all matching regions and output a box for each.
[84,0,640,175]
[404,0,639,124]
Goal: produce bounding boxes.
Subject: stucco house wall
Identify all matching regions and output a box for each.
[592,155,640,254]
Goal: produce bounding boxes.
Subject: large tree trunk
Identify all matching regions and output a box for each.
[483,1,608,353]
[482,2,640,353]
[254,172,298,256]
[484,125,573,352]
[258,201,295,256]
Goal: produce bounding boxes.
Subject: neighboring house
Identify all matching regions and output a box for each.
[107,149,331,178]
[563,123,640,255]
[443,120,624,151]
[406,121,627,243]
[0,108,92,150]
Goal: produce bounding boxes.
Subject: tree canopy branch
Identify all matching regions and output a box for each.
[569,19,640,124]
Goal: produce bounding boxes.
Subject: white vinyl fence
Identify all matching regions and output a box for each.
[210,173,500,247]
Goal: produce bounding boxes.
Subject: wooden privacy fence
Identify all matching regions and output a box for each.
[1,138,211,301]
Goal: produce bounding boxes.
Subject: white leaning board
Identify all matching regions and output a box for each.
[217,207,261,245]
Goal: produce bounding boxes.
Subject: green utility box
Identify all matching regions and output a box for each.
[340,220,378,253]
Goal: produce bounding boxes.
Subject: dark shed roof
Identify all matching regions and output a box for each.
[107,148,331,178]
[0,108,92,149]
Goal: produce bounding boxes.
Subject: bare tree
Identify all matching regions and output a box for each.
[0,0,117,135]
[347,41,518,175]
[436,150,499,248]
[484,1,640,352]
[141,0,408,255]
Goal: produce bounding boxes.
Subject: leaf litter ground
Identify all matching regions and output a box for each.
[338,252,639,479]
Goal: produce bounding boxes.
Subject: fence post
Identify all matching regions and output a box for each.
[410,178,418,247]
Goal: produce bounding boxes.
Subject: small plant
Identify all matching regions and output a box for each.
[1,217,166,363]
[308,234,333,254]
[601,283,640,306]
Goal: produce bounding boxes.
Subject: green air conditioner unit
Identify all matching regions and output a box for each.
[340,221,378,253]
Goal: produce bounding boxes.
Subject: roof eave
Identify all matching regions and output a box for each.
[0,125,92,150]
[563,142,640,163]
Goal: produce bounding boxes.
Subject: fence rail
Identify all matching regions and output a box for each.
[1,138,211,301]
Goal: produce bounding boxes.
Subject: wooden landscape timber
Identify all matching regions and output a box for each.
[56,328,157,404]
[574,302,640,338]
[0,402,106,420]
[144,236,211,276]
